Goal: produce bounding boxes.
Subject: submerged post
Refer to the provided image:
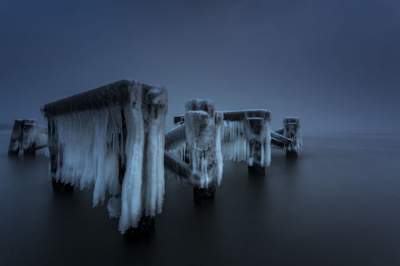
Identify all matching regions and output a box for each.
[42,80,167,235]
[184,99,223,200]
[283,117,302,157]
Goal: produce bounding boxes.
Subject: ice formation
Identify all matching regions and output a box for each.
[165,100,224,187]
[8,120,48,156]
[222,111,271,167]
[43,80,167,233]
[222,121,249,162]
[283,117,302,153]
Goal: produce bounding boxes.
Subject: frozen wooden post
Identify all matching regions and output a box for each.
[243,111,271,176]
[222,110,271,176]
[8,119,47,157]
[184,99,223,201]
[42,80,167,236]
[283,117,302,157]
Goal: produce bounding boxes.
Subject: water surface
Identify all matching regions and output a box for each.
[0,130,399,266]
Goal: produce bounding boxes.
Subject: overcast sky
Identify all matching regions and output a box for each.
[1,0,399,134]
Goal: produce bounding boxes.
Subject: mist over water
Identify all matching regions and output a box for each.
[1,131,399,266]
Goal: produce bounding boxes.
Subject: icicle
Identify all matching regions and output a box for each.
[119,98,145,232]
[215,113,224,185]
[107,196,121,218]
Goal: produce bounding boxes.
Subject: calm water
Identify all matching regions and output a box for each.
[0,130,399,266]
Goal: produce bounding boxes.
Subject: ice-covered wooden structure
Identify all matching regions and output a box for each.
[272,117,302,157]
[42,80,167,234]
[165,100,224,199]
[8,119,48,156]
[171,109,302,178]
[40,79,301,235]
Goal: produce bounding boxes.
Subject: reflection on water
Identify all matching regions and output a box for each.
[0,131,399,266]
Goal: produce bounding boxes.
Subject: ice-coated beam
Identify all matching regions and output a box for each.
[174,109,271,124]
[222,110,271,122]
[43,80,168,234]
[165,124,185,150]
[164,151,205,187]
[43,80,138,116]
[271,131,293,147]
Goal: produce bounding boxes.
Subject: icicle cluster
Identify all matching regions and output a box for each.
[185,110,213,188]
[45,82,167,233]
[222,121,249,162]
[222,119,271,167]
[168,142,188,163]
[51,107,123,199]
[245,119,272,167]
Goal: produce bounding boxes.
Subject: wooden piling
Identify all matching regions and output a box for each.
[283,117,301,157]
[243,112,271,176]
[184,99,222,200]
[8,119,40,157]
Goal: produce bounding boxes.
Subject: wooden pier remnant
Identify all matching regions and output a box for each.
[8,119,48,157]
[35,79,302,236]
[222,110,272,176]
[283,117,302,157]
[185,100,223,199]
[165,99,223,200]
[42,80,167,235]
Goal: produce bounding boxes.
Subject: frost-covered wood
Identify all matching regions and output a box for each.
[8,120,48,156]
[222,110,271,170]
[42,80,167,233]
[283,117,302,156]
[166,99,223,188]
[185,100,223,188]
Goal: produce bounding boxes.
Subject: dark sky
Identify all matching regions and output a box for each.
[1,0,399,134]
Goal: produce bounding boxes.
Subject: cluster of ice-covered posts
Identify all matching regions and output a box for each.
[9,80,302,235]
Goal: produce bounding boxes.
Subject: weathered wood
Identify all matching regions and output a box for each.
[173,116,185,125]
[174,109,271,124]
[223,110,271,122]
[43,80,132,116]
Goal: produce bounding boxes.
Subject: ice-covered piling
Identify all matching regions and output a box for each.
[8,119,48,157]
[222,110,271,176]
[184,99,223,199]
[42,80,167,234]
[283,117,302,157]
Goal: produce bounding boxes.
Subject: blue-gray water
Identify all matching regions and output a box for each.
[0,130,399,266]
